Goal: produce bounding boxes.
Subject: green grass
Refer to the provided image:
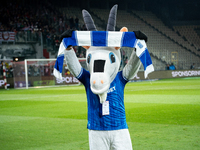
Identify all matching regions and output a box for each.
[0,77,200,150]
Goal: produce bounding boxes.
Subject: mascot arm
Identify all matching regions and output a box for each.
[122,49,141,80]
[64,46,82,77]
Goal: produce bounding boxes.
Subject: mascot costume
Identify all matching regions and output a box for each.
[54,5,154,150]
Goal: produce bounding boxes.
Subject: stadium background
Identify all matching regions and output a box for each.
[0,0,200,88]
[0,1,200,150]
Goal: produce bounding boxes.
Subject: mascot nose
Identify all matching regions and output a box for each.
[93,80,104,84]
[90,73,110,95]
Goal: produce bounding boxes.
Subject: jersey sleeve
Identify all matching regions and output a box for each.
[119,71,129,85]
[76,68,90,87]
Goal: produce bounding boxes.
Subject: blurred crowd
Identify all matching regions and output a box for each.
[0,1,90,79]
[0,1,87,57]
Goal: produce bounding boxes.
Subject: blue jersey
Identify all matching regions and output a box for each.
[77,68,129,130]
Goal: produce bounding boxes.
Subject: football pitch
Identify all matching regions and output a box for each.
[0,77,200,150]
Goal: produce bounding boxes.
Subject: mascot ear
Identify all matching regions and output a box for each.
[82,46,90,50]
[115,27,128,50]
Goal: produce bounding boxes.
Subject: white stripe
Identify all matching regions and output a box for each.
[53,68,62,80]
[138,50,145,58]
[144,64,154,78]
[135,40,146,57]
[76,31,91,46]
[107,32,123,47]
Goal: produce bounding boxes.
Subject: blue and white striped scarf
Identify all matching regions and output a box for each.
[54,31,154,79]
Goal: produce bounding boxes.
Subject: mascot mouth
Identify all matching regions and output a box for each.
[91,79,110,95]
[90,72,110,95]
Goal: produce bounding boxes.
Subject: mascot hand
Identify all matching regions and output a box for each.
[133,30,148,43]
[59,29,74,41]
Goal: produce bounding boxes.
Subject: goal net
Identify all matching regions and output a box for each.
[12,58,86,89]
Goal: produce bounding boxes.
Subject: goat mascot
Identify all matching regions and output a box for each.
[54,5,154,150]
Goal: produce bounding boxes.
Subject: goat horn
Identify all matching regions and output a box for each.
[106,4,118,31]
[82,9,97,31]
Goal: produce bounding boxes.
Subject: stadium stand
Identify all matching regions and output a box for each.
[90,8,200,70]
[132,11,200,56]
[173,25,200,51]
[0,1,200,75]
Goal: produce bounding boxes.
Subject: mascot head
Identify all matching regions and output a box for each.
[82,5,128,103]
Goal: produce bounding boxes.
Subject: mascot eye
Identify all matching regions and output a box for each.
[109,52,115,63]
[87,54,91,64]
